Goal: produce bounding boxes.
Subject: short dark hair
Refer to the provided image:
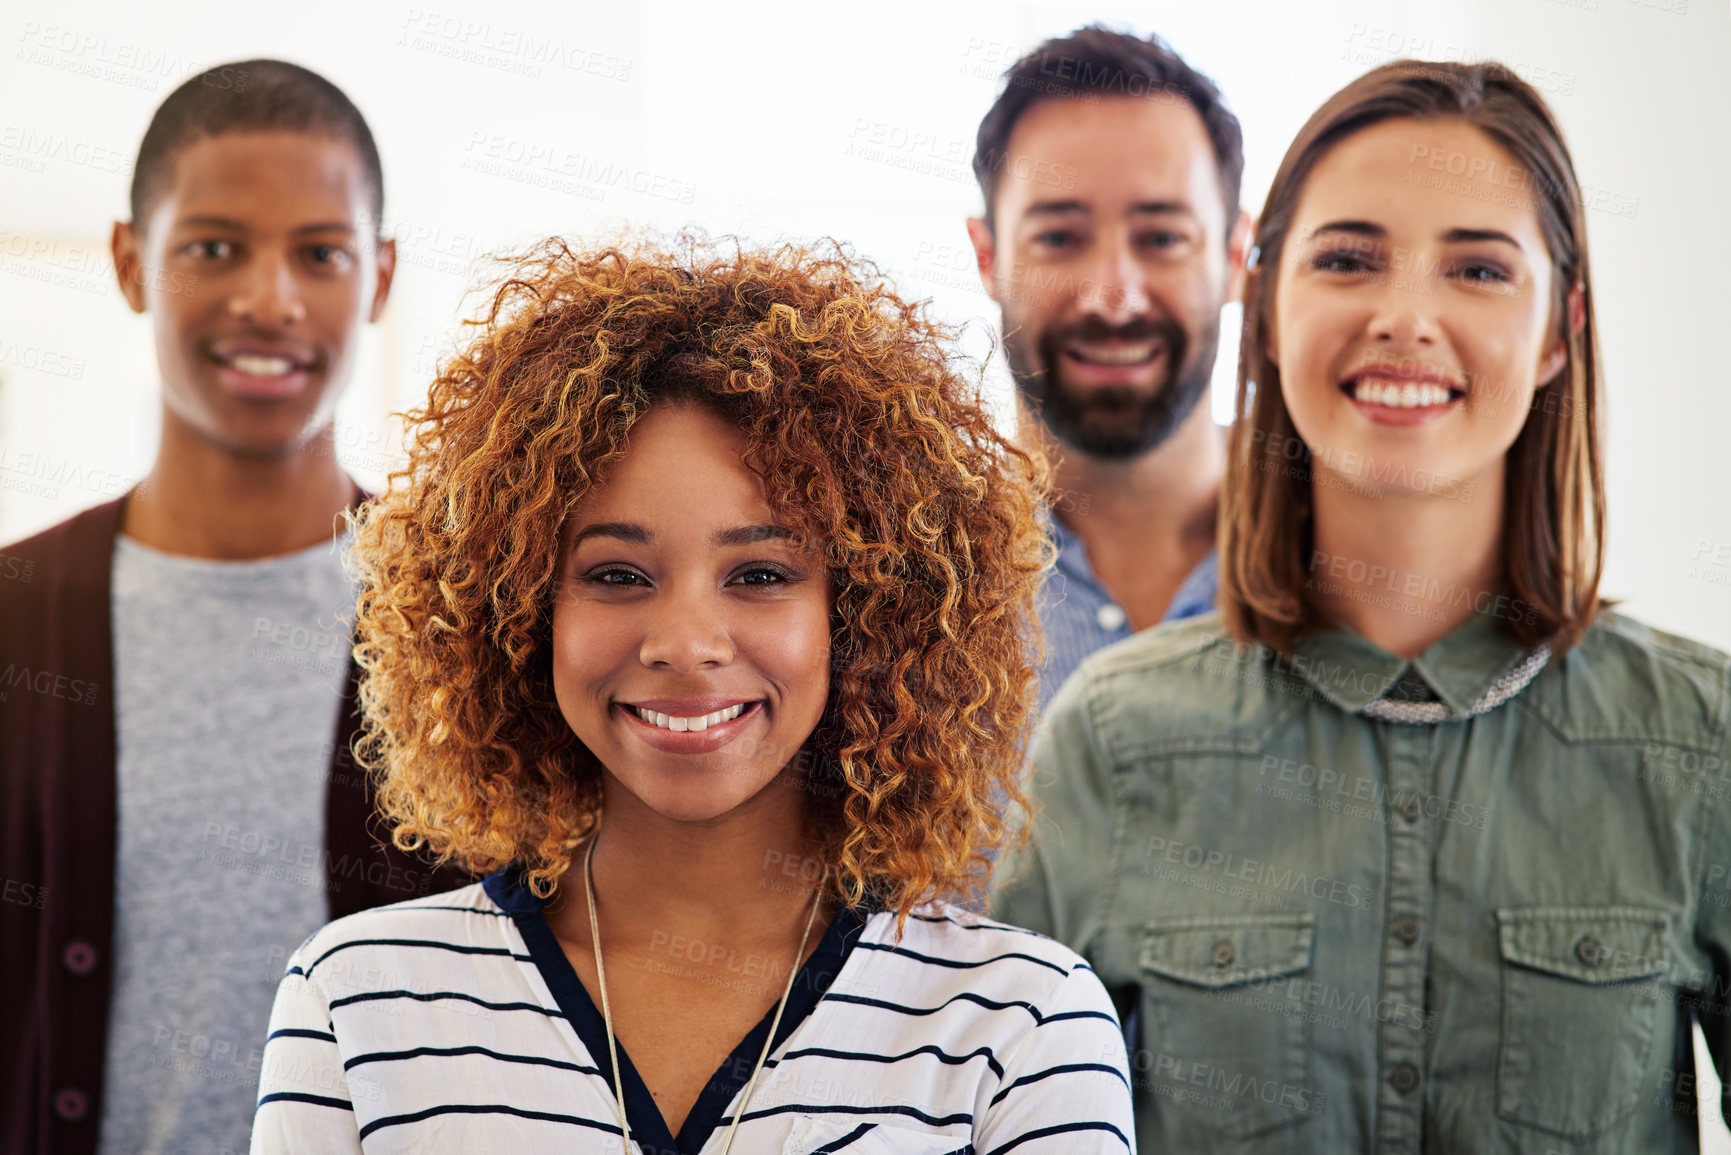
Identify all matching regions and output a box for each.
[129,59,383,229]
[972,25,1244,231]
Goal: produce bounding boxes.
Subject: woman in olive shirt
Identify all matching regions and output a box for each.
[994,59,1731,1152]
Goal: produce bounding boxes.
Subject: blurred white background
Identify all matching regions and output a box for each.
[1,0,1728,1140]
[3,0,1728,652]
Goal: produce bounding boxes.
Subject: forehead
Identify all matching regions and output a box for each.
[151,131,372,230]
[995,94,1225,227]
[579,404,766,515]
[1291,118,1550,254]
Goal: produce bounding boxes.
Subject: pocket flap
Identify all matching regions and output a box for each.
[1495,906,1668,985]
[1140,912,1315,990]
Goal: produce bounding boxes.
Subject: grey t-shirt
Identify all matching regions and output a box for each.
[98,532,356,1155]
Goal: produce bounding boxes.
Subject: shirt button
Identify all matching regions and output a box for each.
[53,1087,88,1121]
[62,939,98,976]
[1392,918,1421,945]
[1095,604,1127,631]
[1396,793,1422,823]
[1210,941,1235,968]
[1389,1063,1420,1093]
[1576,934,1606,967]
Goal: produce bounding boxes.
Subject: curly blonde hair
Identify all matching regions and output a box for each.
[351,234,1050,919]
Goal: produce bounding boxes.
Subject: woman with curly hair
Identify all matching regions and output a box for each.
[249,235,1135,1154]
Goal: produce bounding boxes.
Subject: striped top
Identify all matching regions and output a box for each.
[251,868,1135,1154]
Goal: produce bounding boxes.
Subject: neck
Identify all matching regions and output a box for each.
[1029,397,1223,546]
[122,409,356,559]
[1308,467,1506,659]
[577,770,825,939]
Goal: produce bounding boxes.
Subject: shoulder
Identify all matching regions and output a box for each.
[1045,610,1295,760]
[1,498,123,568]
[285,882,521,990]
[0,499,123,614]
[857,904,1108,1013]
[1524,610,1731,748]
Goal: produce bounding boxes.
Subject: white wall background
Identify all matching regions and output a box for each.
[1,0,1726,652]
[1,0,1728,1131]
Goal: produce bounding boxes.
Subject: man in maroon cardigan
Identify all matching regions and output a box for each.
[0,61,466,1155]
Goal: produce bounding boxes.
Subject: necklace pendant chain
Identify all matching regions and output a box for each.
[583,837,826,1155]
[1359,643,1551,724]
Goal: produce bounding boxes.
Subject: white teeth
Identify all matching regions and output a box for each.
[230,354,295,377]
[1351,379,1455,408]
[1068,342,1160,366]
[632,703,747,732]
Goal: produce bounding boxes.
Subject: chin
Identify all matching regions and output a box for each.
[626,773,768,826]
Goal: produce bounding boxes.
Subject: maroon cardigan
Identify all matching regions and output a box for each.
[0,496,469,1155]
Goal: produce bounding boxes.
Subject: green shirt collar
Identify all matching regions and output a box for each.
[1290,607,1532,717]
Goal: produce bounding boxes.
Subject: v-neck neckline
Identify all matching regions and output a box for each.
[484,864,871,1154]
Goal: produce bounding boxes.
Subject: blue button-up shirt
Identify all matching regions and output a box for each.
[1037,512,1218,713]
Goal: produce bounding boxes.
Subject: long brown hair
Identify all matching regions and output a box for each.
[1220,60,1604,656]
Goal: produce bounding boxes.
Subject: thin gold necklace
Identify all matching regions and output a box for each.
[582,837,825,1155]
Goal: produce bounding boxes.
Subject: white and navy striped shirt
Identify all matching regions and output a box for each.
[251,867,1134,1154]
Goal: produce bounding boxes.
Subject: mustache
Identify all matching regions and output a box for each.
[1043,315,1184,347]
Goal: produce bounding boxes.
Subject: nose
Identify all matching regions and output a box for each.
[1367,287,1438,349]
[227,248,307,326]
[638,584,733,673]
[1079,232,1151,322]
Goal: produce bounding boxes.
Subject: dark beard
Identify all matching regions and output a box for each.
[1004,312,1220,461]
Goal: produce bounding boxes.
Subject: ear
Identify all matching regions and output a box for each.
[1255,268,1277,366]
[964,216,1000,304]
[111,220,147,314]
[1225,209,1254,304]
[1536,280,1585,385]
[367,235,397,323]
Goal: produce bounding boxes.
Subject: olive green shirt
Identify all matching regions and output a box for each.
[992,608,1731,1153]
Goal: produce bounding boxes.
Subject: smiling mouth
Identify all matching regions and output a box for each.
[628,702,756,732]
[212,350,316,377]
[1063,340,1166,367]
[1342,378,1464,409]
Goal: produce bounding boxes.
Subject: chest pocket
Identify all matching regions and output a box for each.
[1495,906,1670,1140]
[1137,912,1318,1140]
[784,1117,969,1153]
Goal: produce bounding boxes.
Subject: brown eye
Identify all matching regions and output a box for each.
[587,567,648,587]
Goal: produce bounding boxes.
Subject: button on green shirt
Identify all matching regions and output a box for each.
[992,608,1731,1153]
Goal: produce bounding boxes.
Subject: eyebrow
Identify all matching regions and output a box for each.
[568,522,793,550]
[1440,226,1523,249]
[1023,199,1193,218]
[1307,220,1525,250]
[173,215,357,235]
